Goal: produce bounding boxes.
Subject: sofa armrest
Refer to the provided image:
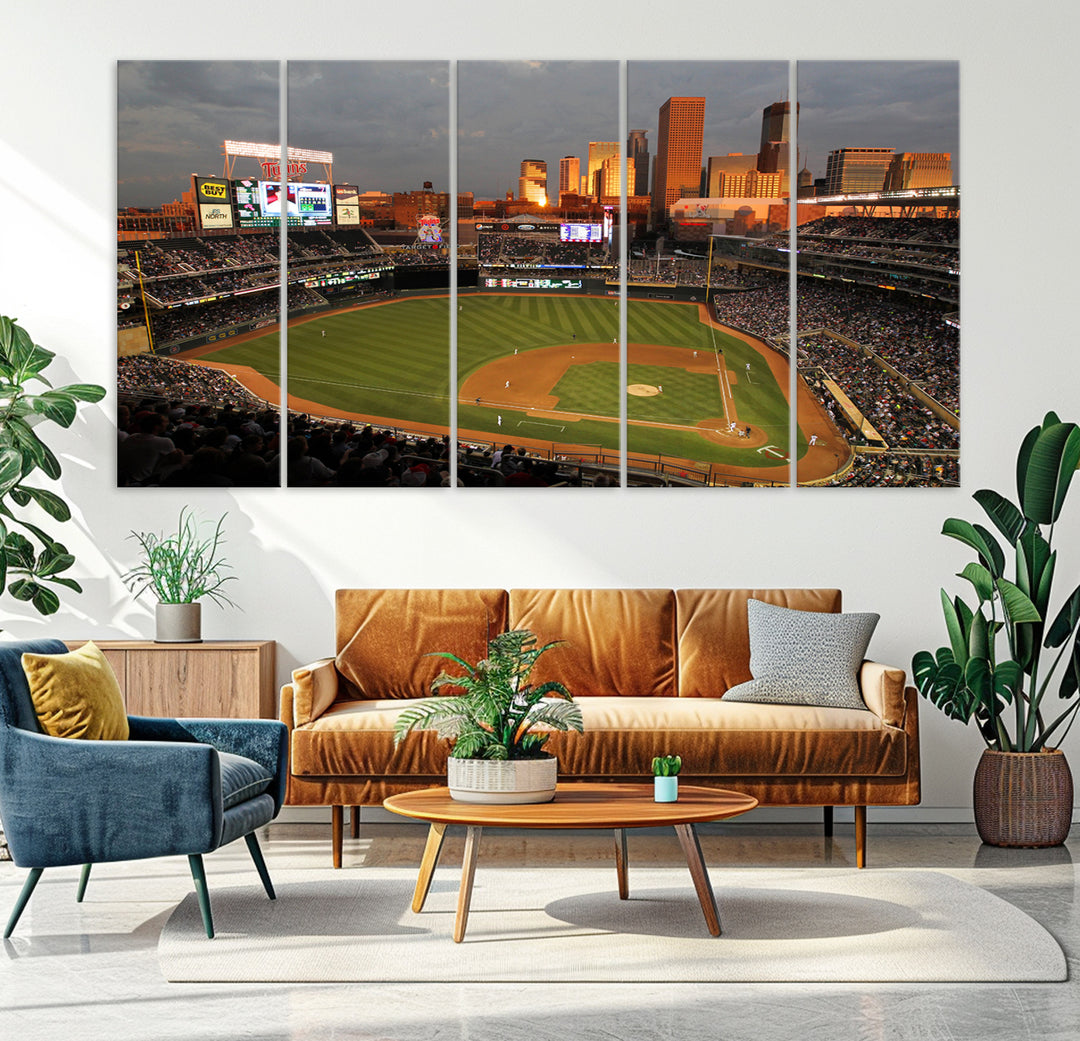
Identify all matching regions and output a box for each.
[288,657,339,726]
[859,660,907,728]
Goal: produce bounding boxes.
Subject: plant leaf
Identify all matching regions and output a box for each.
[1019,417,1080,524]
[995,577,1042,625]
[0,447,22,496]
[1045,583,1080,648]
[30,392,77,428]
[942,518,1005,577]
[940,590,970,668]
[16,486,71,522]
[53,382,107,403]
[957,561,994,602]
[973,488,1027,543]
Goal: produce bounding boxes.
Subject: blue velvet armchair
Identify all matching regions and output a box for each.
[0,639,288,939]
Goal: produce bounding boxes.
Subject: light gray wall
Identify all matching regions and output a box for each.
[2,0,1078,820]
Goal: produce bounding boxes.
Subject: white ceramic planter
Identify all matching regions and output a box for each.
[654,776,679,802]
[155,602,202,643]
[447,756,558,804]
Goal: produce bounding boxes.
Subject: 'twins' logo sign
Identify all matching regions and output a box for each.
[199,181,228,200]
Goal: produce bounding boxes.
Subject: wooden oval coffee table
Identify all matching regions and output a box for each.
[383,782,758,942]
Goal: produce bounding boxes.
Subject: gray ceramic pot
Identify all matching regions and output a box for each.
[155,602,202,643]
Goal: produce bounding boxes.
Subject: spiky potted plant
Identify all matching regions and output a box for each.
[393,629,583,803]
[124,508,237,643]
[913,411,1080,847]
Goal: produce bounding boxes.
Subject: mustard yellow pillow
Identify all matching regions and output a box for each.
[22,641,129,741]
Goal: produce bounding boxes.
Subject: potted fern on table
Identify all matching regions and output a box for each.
[913,411,1080,847]
[393,629,584,803]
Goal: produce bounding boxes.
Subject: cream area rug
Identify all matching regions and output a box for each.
[158,867,1067,983]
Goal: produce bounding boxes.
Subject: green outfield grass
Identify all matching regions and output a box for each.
[194,293,792,467]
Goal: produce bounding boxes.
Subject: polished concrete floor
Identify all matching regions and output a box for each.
[1,821,1077,1041]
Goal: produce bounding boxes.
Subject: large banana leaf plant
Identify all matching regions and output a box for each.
[913,412,1080,752]
[393,629,584,759]
[0,316,105,618]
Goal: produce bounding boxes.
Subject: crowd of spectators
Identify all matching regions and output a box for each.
[117,386,600,488]
[140,284,323,345]
[824,451,959,488]
[797,216,959,246]
[478,233,608,271]
[799,334,959,452]
[118,354,266,408]
[712,271,960,415]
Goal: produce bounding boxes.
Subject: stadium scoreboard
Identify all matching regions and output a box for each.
[232,178,333,228]
[482,277,583,290]
[560,223,602,243]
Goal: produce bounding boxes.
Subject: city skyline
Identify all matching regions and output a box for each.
[118,59,958,211]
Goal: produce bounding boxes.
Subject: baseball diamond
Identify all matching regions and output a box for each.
[180,293,843,481]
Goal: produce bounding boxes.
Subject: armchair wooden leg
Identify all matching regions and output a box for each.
[351,806,361,839]
[244,833,276,901]
[332,805,344,869]
[76,863,92,903]
[823,806,834,838]
[4,867,43,939]
[855,805,867,868]
[188,854,215,939]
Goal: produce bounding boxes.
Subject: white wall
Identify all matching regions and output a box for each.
[2,0,1078,819]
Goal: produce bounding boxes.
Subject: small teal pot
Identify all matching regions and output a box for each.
[654,776,678,802]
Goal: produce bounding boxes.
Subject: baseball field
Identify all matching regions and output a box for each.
[190,293,812,475]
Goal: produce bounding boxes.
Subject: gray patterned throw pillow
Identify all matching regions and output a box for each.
[722,599,879,710]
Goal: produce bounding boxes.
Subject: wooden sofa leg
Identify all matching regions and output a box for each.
[351,806,361,839]
[823,806,834,838]
[854,805,867,868]
[332,805,344,869]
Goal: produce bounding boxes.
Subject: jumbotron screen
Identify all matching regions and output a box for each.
[560,223,602,243]
[261,181,333,225]
[232,179,333,227]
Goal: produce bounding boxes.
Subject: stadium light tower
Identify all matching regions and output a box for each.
[222,141,334,183]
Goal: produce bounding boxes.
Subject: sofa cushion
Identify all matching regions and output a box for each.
[723,599,879,710]
[290,695,905,780]
[509,589,676,697]
[218,750,274,809]
[335,589,508,699]
[677,589,843,697]
[291,658,339,725]
[21,641,130,741]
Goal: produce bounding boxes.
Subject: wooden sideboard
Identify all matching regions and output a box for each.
[64,640,276,719]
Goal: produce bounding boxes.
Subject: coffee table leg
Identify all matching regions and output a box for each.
[614,829,629,899]
[412,822,448,913]
[454,825,483,943]
[674,823,721,936]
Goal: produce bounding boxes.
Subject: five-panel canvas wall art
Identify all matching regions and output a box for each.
[117,60,959,489]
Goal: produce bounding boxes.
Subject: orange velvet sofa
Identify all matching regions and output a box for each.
[280,588,920,867]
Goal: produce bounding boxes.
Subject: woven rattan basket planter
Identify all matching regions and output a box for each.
[447,756,558,804]
[973,748,1073,847]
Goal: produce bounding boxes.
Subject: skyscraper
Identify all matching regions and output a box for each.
[823,148,894,194]
[518,159,547,204]
[884,152,953,190]
[559,156,580,198]
[652,96,705,225]
[627,130,649,196]
[757,101,798,189]
[706,153,757,196]
[586,142,619,198]
[600,155,621,197]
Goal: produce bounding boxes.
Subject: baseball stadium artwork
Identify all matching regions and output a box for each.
[116,60,959,489]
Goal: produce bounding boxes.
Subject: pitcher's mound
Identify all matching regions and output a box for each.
[628,384,660,397]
